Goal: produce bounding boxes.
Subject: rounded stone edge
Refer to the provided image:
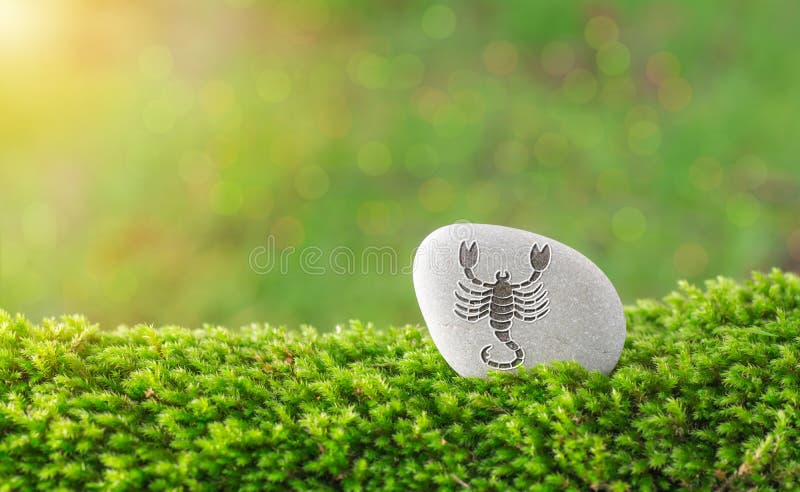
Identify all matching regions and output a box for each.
[413,223,628,378]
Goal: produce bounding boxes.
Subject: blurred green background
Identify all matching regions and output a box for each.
[1,1,799,330]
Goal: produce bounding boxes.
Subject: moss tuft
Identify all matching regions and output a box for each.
[2,270,800,490]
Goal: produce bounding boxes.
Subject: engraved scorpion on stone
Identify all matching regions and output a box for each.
[454,241,551,370]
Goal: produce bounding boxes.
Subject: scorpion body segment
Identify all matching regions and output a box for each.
[454,241,551,370]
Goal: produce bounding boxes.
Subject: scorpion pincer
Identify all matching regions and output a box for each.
[453,240,551,370]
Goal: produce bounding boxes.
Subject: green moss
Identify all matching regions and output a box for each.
[2,270,800,490]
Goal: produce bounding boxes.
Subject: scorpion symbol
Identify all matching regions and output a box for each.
[454,241,552,370]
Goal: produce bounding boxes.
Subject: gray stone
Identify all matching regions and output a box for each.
[413,223,626,377]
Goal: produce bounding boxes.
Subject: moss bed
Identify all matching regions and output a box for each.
[2,270,800,490]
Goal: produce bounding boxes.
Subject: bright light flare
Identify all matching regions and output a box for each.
[0,0,52,58]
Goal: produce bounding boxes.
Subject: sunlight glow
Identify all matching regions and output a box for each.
[0,0,51,57]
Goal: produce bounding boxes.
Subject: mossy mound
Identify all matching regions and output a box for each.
[2,270,800,490]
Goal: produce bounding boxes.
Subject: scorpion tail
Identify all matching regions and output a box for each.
[480,340,524,370]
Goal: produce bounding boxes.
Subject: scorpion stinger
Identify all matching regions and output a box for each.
[453,241,552,370]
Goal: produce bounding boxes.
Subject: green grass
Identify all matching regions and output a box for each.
[2,270,800,490]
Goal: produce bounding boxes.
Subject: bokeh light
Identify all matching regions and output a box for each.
[646,51,681,84]
[483,41,518,76]
[596,42,630,76]
[612,207,647,242]
[0,2,798,330]
[658,77,692,111]
[627,121,661,156]
[585,16,619,50]
[421,5,456,39]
